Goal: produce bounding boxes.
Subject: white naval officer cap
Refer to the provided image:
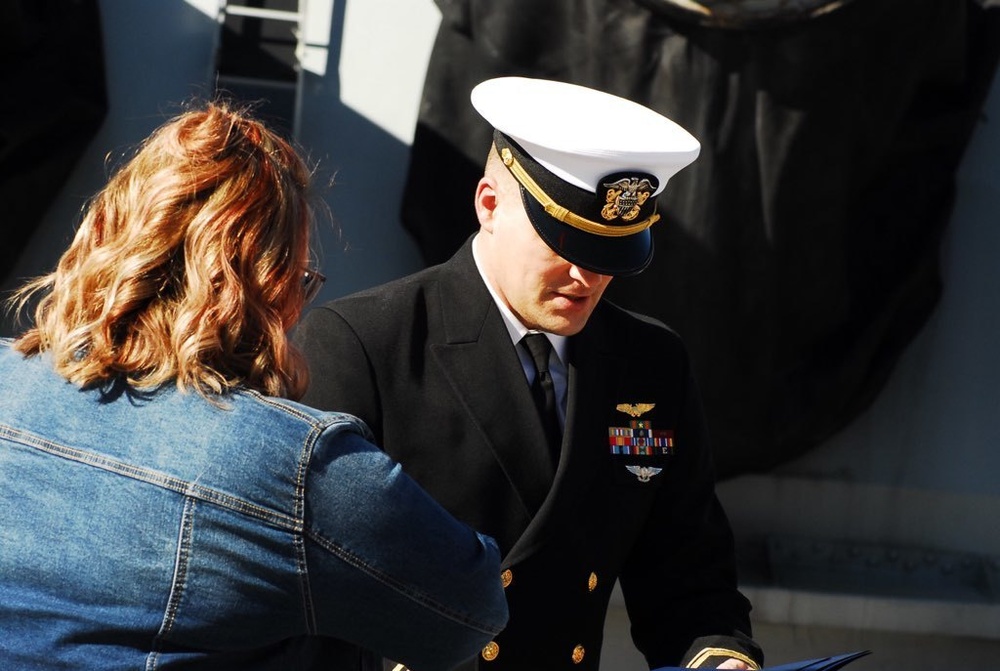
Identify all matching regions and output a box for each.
[471,77,700,276]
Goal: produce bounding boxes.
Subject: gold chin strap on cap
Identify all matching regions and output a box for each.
[500,147,660,238]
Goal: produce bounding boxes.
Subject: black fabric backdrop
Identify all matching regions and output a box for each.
[0,0,107,287]
[400,0,1000,478]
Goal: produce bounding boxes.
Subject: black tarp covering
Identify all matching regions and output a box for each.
[0,0,107,285]
[400,0,1000,477]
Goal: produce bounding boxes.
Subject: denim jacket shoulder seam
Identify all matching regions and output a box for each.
[241,389,374,441]
[293,423,323,633]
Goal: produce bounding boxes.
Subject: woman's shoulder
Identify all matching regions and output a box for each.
[230,389,374,441]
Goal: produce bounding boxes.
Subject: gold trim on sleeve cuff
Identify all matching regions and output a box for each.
[686,647,761,670]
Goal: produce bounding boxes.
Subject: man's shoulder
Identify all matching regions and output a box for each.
[313,244,480,329]
[343,263,440,299]
[316,264,444,321]
[330,246,471,310]
[585,300,693,371]
[596,299,683,345]
[295,254,478,354]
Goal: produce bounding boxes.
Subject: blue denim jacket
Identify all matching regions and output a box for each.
[0,340,507,670]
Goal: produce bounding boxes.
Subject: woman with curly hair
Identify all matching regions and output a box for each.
[0,102,507,671]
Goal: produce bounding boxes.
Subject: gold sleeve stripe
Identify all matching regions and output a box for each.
[501,147,660,237]
[686,647,761,670]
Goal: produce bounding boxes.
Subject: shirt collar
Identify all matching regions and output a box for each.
[471,234,569,363]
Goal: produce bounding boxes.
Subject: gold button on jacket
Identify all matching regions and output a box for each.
[481,641,500,662]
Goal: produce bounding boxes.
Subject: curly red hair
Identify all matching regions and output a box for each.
[11,101,319,400]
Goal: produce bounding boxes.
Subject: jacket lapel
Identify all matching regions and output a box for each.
[429,240,556,519]
[503,306,625,567]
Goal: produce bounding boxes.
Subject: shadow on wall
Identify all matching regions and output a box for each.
[296,0,424,306]
[0,0,107,296]
[0,0,423,336]
[0,0,220,337]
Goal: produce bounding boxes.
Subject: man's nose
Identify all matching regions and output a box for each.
[568,264,611,286]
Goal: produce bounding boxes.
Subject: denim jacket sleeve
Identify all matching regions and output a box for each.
[303,420,508,670]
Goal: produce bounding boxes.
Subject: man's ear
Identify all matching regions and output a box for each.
[474,176,500,233]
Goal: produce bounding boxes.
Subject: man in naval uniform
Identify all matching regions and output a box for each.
[295,77,763,670]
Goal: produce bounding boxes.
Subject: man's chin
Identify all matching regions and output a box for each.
[539,314,590,337]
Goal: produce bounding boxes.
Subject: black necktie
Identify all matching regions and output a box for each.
[521,333,561,463]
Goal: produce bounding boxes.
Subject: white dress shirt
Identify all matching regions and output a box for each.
[472,235,568,428]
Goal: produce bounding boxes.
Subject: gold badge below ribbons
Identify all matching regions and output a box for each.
[482,641,500,662]
[572,645,585,664]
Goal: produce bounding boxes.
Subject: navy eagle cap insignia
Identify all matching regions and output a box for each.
[616,403,655,418]
[601,177,654,222]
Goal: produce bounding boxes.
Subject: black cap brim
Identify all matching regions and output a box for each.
[520,188,654,277]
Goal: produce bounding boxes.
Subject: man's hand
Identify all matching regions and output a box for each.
[715,659,752,670]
